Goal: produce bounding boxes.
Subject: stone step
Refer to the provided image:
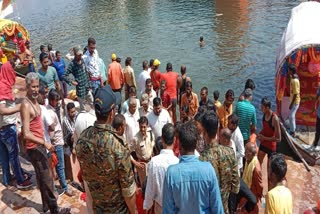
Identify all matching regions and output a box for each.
[0,156,86,213]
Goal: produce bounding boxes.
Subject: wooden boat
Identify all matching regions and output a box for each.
[275,1,320,166]
[0,18,36,76]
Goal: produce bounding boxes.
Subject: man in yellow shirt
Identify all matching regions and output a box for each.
[288,64,300,137]
[265,153,292,214]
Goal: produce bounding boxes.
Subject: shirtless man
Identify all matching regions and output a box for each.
[177,65,191,106]
[24,41,35,73]
[123,57,136,100]
[199,36,205,47]
[21,72,70,214]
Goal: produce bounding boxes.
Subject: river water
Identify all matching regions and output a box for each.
[11,0,301,125]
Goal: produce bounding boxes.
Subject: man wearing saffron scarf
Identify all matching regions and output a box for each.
[242,142,263,213]
[0,61,32,188]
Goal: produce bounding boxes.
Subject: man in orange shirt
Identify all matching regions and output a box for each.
[108,53,124,93]
[180,81,199,122]
[150,59,162,94]
[161,63,179,123]
[217,89,234,129]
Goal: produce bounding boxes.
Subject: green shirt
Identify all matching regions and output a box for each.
[235,100,257,141]
[38,66,59,89]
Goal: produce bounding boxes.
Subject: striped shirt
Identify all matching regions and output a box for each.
[235,100,257,141]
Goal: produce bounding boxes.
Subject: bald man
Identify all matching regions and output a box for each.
[219,128,233,147]
[242,142,263,213]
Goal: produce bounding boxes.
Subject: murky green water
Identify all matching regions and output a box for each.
[11,0,301,125]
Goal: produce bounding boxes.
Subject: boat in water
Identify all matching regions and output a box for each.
[275,1,320,166]
[0,18,36,76]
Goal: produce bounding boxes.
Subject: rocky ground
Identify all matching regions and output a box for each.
[0,156,86,214]
[259,155,320,213]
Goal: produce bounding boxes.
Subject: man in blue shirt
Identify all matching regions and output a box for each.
[38,52,65,108]
[162,121,223,214]
[53,51,67,98]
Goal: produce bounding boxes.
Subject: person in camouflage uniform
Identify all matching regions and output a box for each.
[200,111,240,214]
[76,85,137,214]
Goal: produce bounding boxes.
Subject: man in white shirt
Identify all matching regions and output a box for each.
[82,37,101,94]
[138,60,151,96]
[143,123,179,214]
[121,86,140,115]
[47,89,73,196]
[228,114,245,175]
[144,78,157,107]
[74,105,96,145]
[124,98,140,143]
[139,93,153,118]
[38,83,54,145]
[148,97,172,139]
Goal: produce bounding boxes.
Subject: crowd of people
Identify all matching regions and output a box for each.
[0,37,306,214]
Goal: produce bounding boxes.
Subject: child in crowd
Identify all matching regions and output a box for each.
[213,90,222,108]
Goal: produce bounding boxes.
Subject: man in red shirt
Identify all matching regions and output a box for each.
[150,59,162,94]
[161,63,179,123]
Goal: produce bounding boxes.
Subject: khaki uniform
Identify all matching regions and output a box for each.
[130,131,155,185]
[76,122,136,213]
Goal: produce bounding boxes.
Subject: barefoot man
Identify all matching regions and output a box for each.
[21,72,70,214]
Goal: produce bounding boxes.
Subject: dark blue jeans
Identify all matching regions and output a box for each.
[28,63,36,73]
[0,124,24,185]
[55,145,68,191]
